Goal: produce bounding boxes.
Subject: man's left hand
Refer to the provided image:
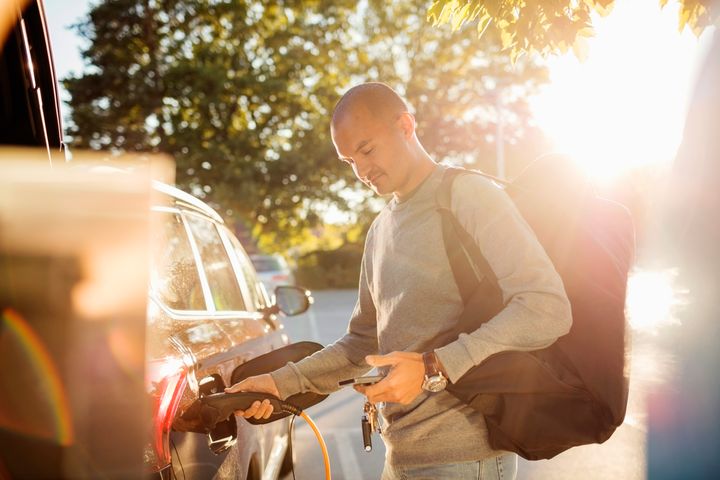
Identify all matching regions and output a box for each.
[355,351,424,404]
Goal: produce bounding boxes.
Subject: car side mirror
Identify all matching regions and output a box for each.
[274,286,312,316]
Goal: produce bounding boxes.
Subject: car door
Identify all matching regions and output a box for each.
[181,211,290,478]
[148,204,288,479]
[147,206,229,478]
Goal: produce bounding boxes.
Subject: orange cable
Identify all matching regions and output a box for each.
[299,410,331,480]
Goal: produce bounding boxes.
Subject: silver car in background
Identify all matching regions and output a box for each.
[250,254,295,298]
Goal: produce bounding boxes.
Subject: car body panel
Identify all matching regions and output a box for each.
[148,183,292,479]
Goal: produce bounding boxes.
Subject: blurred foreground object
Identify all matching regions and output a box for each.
[0,0,64,162]
[647,31,720,478]
[0,150,172,479]
[0,0,29,47]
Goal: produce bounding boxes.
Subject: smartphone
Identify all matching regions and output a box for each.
[338,375,385,387]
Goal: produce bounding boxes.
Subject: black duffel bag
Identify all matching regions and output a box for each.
[435,155,635,460]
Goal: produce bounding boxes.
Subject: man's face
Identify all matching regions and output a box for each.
[331,105,413,196]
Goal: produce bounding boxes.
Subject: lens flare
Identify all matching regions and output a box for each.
[626,268,687,333]
[0,309,74,445]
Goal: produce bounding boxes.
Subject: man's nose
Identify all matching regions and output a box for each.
[353,156,373,179]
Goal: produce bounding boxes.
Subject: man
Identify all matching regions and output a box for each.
[226,82,571,479]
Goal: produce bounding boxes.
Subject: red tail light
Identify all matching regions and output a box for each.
[145,358,188,471]
[271,274,288,281]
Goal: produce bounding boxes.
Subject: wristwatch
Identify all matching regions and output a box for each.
[421,351,448,393]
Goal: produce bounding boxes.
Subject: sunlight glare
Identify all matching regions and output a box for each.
[626,268,686,333]
[530,0,714,183]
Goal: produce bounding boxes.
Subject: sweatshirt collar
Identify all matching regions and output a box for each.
[389,164,444,211]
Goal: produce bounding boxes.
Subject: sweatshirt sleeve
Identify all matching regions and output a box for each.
[434,174,572,384]
[270,237,379,399]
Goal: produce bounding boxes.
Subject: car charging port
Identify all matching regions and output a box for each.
[192,392,332,479]
[207,415,238,454]
[195,374,239,453]
[199,374,225,396]
[172,374,225,434]
[178,343,333,477]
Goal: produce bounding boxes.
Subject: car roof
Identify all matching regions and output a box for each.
[152,180,224,224]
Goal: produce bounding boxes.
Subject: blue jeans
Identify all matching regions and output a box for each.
[381,453,518,480]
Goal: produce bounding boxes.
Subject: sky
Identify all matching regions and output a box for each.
[44,0,716,184]
[44,0,91,97]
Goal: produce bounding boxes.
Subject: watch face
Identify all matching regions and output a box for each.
[422,375,448,393]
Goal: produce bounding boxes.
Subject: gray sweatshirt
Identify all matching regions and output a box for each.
[271,164,571,467]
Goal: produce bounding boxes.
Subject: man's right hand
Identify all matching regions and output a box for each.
[224,374,281,420]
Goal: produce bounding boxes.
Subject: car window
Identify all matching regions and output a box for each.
[184,214,246,312]
[226,231,269,310]
[151,212,206,311]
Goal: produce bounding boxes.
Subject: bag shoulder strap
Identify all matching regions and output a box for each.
[436,167,500,305]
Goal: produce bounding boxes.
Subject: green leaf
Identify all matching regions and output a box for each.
[477,12,492,38]
[437,0,459,26]
[594,0,616,16]
[427,1,444,23]
[500,28,514,49]
[510,46,523,64]
[452,3,472,31]
[469,2,483,21]
[679,4,691,31]
[578,26,594,38]
[572,36,589,62]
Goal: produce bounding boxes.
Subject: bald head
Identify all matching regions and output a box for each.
[330,82,435,198]
[331,82,409,128]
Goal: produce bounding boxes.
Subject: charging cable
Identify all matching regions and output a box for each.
[277,402,331,479]
[299,410,331,479]
[201,392,332,480]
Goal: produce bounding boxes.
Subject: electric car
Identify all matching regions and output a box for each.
[1,2,307,477]
[147,182,308,479]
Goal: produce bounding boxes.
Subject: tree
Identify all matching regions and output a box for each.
[361,1,549,177]
[65,0,550,251]
[66,0,364,246]
[427,0,718,59]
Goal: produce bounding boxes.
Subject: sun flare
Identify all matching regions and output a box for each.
[626,268,686,333]
[530,0,714,184]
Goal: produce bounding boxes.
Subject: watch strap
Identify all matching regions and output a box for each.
[422,351,442,377]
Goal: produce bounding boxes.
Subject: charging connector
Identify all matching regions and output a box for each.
[197,392,331,480]
[201,391,286,420]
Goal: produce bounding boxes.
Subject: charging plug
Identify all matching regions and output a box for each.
[204,391,283,417]
[196,391,302,430]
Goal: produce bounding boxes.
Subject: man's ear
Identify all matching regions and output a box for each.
[396,112,416,139]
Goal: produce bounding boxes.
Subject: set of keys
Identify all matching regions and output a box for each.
[361,401,381,452]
